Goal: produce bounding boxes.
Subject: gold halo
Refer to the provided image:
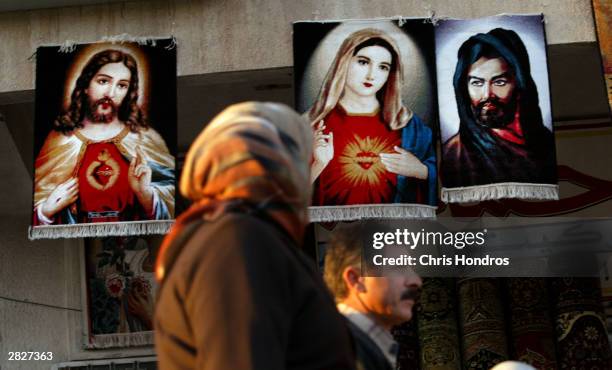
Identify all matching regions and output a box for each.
[62,42,150,112]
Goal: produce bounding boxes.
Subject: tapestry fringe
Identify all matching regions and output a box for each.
[297,16,425,25]
[441,183,559,203]
[101,34,161,46]
[309,204,436,222]
[56,35,176,53]
[28,220,174,240]
[58,40,78,53]
[86,331,154,349]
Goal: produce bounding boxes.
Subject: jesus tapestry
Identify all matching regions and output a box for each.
[30,38,176,239]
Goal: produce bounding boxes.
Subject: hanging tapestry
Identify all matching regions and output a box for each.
[29,38,176,239]
[551,278,612,368]
[294,18,438,222]
[457,278,509,368]
[506,278,557,369]
[437,15,558,203]
[84,235,162,348]
[592,0,612,111]
[416,278,462,370]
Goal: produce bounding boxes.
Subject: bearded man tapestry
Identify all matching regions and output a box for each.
[437,15,558,203]
[30,39,176,239]
[294,19,438,222]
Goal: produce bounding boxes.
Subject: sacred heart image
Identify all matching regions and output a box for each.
[30,39,177,239]
[294,18,438,221]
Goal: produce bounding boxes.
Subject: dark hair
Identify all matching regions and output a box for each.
[323,224,364,301]
[54,49,147,133]
[353,37,397,104]
[463,43,504,68]
[354,37,395,58]
[452,28,553,158]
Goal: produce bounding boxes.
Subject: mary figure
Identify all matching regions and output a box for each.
[306,28,437,221]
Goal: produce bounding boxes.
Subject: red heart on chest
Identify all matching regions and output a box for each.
[356,151,378,170]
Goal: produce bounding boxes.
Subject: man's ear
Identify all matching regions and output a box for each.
[342,266,365,293]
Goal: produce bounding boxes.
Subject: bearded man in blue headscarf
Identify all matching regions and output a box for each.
[442,28,557,188]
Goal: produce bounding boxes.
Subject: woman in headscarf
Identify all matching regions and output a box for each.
[154,102,355,370]
[307,28,436,221]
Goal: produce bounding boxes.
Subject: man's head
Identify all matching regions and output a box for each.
[55,49,147,132]
[453,28,539,130]
[466,53,517,128]
[324,224,422,329]
[85,60,132,123]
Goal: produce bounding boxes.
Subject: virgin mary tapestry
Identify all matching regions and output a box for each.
[437,15,559,202]
[294,18,438,222]
[29,38,176,239]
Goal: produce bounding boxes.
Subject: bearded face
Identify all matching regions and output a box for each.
[466,56,518,128]
[470,94,518,128]
[84,62,132,123]
[86,97,118,123]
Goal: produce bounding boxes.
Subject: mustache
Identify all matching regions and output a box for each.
[475,96,505,112]
[400,287,421,301]
[94,97,118,110]
[471,95,517,128]
[87,97,118,123]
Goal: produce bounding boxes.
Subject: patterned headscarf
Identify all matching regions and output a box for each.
[156,102,313,281]
[307,28,413,130]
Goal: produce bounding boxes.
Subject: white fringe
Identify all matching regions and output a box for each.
[56,35,176,53]
[28,220,174,240]
[441,182,559,203]
[101,34,159,46]
[309,204,436,222]
[58,40,78,53]
[86,331,154,349]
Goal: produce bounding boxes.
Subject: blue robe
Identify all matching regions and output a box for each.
[395,114,437,206]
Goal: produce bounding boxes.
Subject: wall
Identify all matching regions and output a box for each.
[0,0,606,369]
[0,120,155,370]
[0,0,597,94]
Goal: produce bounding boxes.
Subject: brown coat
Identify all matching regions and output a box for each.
[154,212,356,370]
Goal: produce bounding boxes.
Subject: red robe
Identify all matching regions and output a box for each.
[314,106,401,206]
[77,142,137,223]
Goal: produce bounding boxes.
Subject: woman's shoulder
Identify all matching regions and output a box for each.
[185,213,293,256]
[163,213,287,279]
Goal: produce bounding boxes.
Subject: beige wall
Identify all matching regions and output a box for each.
[0,121,155,370]
[0,1,605,369]
[0,0,597,94]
